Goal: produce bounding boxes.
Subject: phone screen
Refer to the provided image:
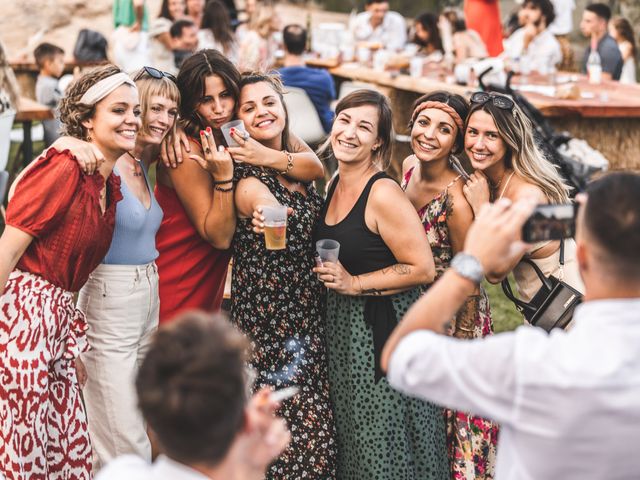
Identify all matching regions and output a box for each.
[522,204,576,243]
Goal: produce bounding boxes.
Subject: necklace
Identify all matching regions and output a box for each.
[126,151,144,177]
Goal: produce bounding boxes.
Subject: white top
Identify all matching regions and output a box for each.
[351,10,407,51]
[620,56,637,84]
[96,455,209,480]
[503,27,562,73]
[548,0,575,35]
[388,298,640,480]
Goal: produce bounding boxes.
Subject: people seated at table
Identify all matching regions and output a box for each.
[351,0,407,52]
[148,0,188,74]
[609,16,637,84]
[464,0,503,56]
[412,12,443,59]
[548,0,576,70]
[95,311,291,480]
[170,18,199,68]
[198,0,238,62]
[34,42,65,147]
[279,24,336,133]
[580,3,623,81]
[503,0,562,74]
[439,8,487,63]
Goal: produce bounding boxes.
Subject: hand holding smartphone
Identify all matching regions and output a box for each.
[522,204,576,243]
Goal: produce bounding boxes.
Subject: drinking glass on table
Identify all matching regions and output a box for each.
[262,205,288,250]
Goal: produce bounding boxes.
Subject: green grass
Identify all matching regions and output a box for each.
[484,278,523,333]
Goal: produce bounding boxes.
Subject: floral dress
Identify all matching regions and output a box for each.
[403,166,499,480]
[231,165,337,479]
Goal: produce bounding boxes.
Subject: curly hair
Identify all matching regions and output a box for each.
[58,64,123,139]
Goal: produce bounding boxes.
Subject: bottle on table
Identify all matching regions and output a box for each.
[587,38,602,85]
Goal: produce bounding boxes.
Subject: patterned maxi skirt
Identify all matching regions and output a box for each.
[0,270,92,480]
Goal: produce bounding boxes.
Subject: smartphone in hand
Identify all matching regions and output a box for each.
[522,204,576,243]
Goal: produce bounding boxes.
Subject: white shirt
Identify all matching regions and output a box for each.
[503,27,562,73]
[96,455,209,480]
[388,298,640,480]
[351,11,407,51]
[549,0,575,35]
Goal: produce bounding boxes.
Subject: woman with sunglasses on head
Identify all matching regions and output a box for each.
[401,91,498,479]
[313,90,447,480]
[155,49,323,323]
[463,91,583,303]
[0,65,137,479]
[199,72,336,479]
[47,66,180,469]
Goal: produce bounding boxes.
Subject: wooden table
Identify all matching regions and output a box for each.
[328,64,640,175]
[16,97,53,167]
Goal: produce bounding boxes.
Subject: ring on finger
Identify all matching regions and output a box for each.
[204,147,212,154]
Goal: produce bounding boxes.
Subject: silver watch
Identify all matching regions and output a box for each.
[451,253,484,284]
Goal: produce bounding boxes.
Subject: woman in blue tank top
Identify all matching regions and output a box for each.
[48,67,179,469]
[313,90,448,479]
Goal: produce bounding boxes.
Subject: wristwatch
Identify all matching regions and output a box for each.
[451,253,484,285]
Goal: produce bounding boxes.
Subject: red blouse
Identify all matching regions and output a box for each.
[6,148,123,292]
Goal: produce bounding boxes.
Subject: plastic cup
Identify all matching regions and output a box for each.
[262,205,288,250]
[315,239,340,266]
[220,119,247,147]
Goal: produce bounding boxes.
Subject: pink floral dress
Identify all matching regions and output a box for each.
[402,166,499,480]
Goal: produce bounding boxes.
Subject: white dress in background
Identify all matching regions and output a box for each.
[619,55,637,84]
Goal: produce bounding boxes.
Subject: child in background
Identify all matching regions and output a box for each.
[34,42,65,146]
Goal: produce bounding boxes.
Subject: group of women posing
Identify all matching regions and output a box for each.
[0,46,582,480]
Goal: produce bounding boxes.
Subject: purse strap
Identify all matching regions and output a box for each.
[501,276,537,314]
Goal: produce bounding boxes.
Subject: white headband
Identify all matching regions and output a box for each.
[79,72,137,105]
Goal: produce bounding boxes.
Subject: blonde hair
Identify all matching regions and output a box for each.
[134,71,181,140]
[467,100,570,203]
[250,3,277,39]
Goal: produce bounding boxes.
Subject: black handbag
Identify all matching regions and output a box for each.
[501,240,582,332]
[73,29,108,62]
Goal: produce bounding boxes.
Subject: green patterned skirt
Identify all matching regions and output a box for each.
[326,288,448,480]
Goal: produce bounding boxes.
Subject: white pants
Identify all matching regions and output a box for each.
[77,262,159,471]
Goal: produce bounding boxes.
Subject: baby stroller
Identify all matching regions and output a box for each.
[477,68,608,195]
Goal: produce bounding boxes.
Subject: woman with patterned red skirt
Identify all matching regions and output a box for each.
[0,65,140,480]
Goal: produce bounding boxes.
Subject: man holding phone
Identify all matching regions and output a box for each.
[382,172,640,479]
[503,0,562,74]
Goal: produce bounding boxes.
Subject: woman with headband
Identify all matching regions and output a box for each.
[462,91,583,304]
[401,91,498,479]
[154,49,323,323]
[0,65,138,479]
[47,66,180,469]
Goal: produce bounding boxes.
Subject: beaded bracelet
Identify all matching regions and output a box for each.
[279,150,294,175]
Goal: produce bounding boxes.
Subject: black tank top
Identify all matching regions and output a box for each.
[314,171,397,276]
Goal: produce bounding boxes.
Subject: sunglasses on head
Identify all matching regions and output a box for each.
[470,91,515,111]
[134,66,177,83]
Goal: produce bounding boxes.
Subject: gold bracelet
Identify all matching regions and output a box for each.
[279,150,294,175]
[214,184,234,192]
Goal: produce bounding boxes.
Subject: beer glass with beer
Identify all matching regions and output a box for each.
[262,205,288,250]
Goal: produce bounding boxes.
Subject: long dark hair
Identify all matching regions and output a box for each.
[237,72,292,152]
[611,16,637,58]
[176,49,241,137]
[414,12,443,53]
[201,0,235,54]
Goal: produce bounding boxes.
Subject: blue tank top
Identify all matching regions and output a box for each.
[103,162,163,265]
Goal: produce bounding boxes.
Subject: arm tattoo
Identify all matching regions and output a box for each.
[380,264,411,275]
